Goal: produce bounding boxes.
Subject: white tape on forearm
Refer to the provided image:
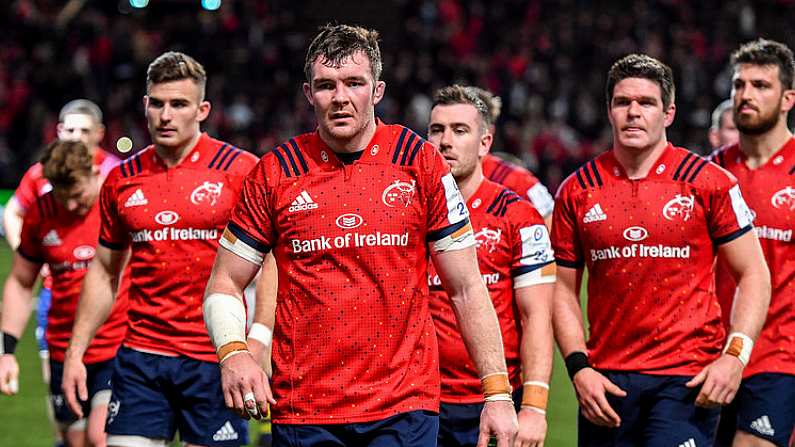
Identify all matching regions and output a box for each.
[484,393,513,402]
[248,323,273,347]
[723,331,754,366]
[203,293,247,351]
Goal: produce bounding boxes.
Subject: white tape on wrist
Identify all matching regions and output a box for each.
[521,406,546,415]
[203,293,247,351]
[484,393,513,403]
[723,331,754,366]
[248,323,273,347]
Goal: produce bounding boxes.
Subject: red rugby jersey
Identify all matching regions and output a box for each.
[712,138,795,377]
[221,122,475,424]
[552,144,754,375]
[481,153,554,218]
[429,179,554,403]
[13,150,119,290]
[17,193,128,364]
[99,133,257,362]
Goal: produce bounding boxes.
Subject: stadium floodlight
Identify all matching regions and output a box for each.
[201,0,222,10]
[129,0,149,8]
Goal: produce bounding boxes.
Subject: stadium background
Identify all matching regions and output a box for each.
[0,0,794,446]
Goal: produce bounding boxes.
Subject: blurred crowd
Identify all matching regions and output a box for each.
[1,0,794,191]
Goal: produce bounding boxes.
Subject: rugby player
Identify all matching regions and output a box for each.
[427,84,555,447]
[0,140,128,447]
[202,24,518,447]
[552,53,771,446]
[61,51,260,447]
[711,38,795,447]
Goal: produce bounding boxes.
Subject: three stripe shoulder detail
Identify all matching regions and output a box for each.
[391,127,427,166]
[272,139,310,177]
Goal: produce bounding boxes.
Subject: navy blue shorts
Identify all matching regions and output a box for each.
[716,373,795,447]
[49,357,114,424]
[35,287,52,353]
[437,387,522,447]
[578,372,720,447]
[106,346,248,446]
[272,410,438,447]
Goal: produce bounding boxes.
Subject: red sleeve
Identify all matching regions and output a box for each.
[550,177,584,268]
[17,208,44,265]
[422,144,472,248]
[98,174,129,250]
[221,158,275,263]
[13,164,45,211]
[704,170,754,245]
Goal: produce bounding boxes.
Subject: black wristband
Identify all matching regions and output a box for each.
[565,351,590,380]
[2,332,19,355]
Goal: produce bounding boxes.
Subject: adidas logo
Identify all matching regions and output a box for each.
[42,230,62,246]
[288,191,318,212]
[750,415,775,436]
[583,203,607,223]
[212,421,239,442]
[124,189,148,207]
[678,438,696,447]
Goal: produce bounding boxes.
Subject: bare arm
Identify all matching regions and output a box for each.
[247,253,277,376]
[720,231,770,339]
[3,200,24,250]
[551,266,586,357]
[517,283,554,385]
[0,253,42,394]
[65,245,127,360]
[432,245,507,376]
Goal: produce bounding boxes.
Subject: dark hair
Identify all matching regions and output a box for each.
[731,38,795,90]
[59,99,103,124]
[41,140,94,189]
[146,51,207,98]
[606,54,675,108]
[304,24,382,82]
[433,85,493,132]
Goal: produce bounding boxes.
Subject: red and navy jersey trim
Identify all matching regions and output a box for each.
[120,153,144,178]
[272,139,309,177]
[713,225,753,246]
[98,238,126,251]
[512,262,553,277]
[486,189,521,217]
[227,222,272,253]
[17,246,43,264]
[426,218,470,242]
[35,193,58,219]
[208,143,246,171]
[672,152,710,183]
[391,127,426,166]
[555,258,584,269]
[574,160,604,189]
[487,159,513,184]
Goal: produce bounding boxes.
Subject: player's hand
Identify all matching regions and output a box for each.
[572,368,626,427]
[477,400,518,447]
[247,338,272,378]
[686,354,743,407]
[0,354,20,395]
[513,408,546,447]
[62,354,88,418]
[220,351,275,420]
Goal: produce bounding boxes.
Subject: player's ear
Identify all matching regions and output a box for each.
[373,80,386,105]
[56,122,66,139]
[782,87,795,113]
[197,100,211,123]
[303,83,314,106]
[142,95,149,114]
[479,130,493,157]
[663,102,676,128]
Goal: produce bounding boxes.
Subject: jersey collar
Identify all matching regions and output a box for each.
[307,119,392,170]
[603,142,676,180]
[730,136,795,172]
[150,132,213,171]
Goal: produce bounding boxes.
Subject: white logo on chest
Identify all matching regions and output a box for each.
[190,181,224,206]
[382,180,416,208]
[475,227,502,253]
[663,194,695,221]
[155,210,180,225]
[771,186,795,211]
[73,245,95,260]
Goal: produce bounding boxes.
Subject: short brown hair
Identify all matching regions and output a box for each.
[433,84,493,132]
[606,54,675,108]
[304,24,382,82]
[41,140,94,189]
[146,51,207,99]
[731,38,795,90]
[469,87,503,124]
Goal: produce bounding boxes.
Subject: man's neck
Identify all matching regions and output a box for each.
[613,139,669,179]
[319,118,377,154]
[457,168,484,202]
[155,132,202,167]
[738,120,793,169]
